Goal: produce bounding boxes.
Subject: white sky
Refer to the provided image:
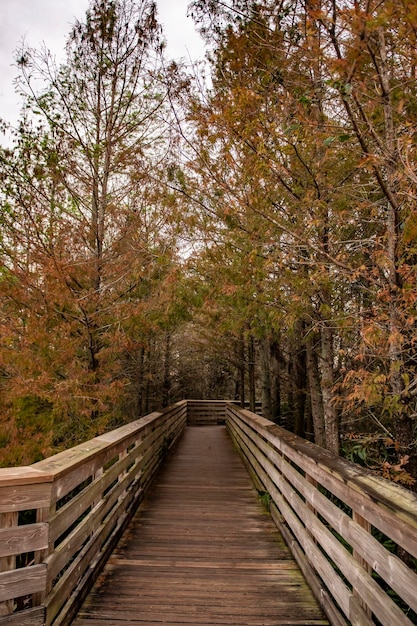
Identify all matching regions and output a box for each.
[0,0,206,126]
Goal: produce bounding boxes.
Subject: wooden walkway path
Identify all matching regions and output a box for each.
[73,426,329,626]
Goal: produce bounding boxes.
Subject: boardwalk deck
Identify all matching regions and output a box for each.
[73,425,329,626]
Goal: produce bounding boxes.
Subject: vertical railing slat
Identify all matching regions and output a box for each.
[0,511,18,616]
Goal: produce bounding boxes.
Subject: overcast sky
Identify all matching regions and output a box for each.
[0,0,206,126]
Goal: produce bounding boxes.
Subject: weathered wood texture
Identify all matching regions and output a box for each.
[0,402,187,626]
[186,399,228,425]
[2,400,417,626]
[73,425,328,626]
[226,404,417,626]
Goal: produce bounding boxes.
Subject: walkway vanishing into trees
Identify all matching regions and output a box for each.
[0,401,417,626]
[73,424,327,626]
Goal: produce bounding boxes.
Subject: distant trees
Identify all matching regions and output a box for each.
[0,0,416,487]
[183,0,417,483]
[0,0,185,464]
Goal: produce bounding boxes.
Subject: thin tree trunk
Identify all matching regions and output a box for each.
[238,333,246,407]
[248,335,256,413]
[292,321,307,437]
[270,338,281,423]
[162,332,171,407]
[259,337,272,421]
[306,331,326,447]
[320,323,339,454]
[136,345,145,416]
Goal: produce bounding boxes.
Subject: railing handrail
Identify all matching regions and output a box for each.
[231,407,417,531]
[0,400,188,625]
[1,399,417,626]
[0,410,167,487]
[226,403,417,626]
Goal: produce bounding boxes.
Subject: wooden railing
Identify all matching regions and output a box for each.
[1,399,417,626]
[226,404,417,626]
[186,399,228,425]
[0,401,187,626]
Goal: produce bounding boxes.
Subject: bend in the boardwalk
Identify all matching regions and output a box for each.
[72,425,329,626]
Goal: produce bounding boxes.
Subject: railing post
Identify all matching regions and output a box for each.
[44,496,57,621]
[0,511,18,616]
[352,511,372,619]
[93,467,104,507]
[305,474,318,543]
[306,475,318,514]
[33,505,51,608]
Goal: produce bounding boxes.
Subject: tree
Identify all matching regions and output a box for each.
[0,0,182,463]
[305,0,417,480]
[185,0,417,476]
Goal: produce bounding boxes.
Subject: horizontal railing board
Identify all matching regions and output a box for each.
[0,402,187,625]
[227,408,417,614]
[0,564,47,603]
[95,410,166,444]
[0,467,53,487]
[0,606,45,625]
[226,403,417,626]
[0,522,49,558]
[228,406,417,558]
[0,483,52,513]
[33,440,110,481]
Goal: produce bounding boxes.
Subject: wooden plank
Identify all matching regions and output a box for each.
[95,411,163,444]
[228,414,416,626]
[0,606,45,625]
[230,413,417,614]
[0,512,17,617]
[0,483,51,513]
[0,467,52,488]
[0,523,48,558]
[0,564,46,602]
[72,426,329,626]
[227,407,417,558]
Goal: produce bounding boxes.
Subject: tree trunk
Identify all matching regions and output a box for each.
[306,332,326,448]
[162,332,171,408]
[270,338,281,423]
[259,337,272,421]
[291,321,307,437]
[319,323,339,454]
[248,335,256,413]
[238,333,246,407]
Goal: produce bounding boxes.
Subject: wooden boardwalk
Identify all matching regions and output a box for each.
[73,426,329,626]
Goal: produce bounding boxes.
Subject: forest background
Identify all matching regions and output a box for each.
[0,0,416,490]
